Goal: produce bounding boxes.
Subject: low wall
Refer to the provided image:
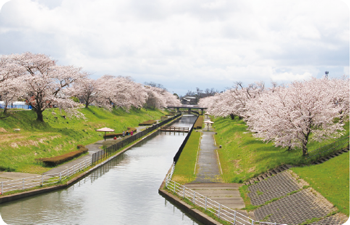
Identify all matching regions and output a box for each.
[158,168,220,225]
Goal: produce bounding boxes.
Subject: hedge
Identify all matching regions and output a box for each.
[127,127,137,133]
[103,127,137,139]
[139,120,157,126]
[193,116,204,129]
[36,145,88,166]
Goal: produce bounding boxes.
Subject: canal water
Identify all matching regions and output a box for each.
[0,115,203,225]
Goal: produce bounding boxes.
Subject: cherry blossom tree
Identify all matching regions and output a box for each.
[198,82,265,119]
[245,78,345,156]
[94,75,148,110]
[11,52,87,122]
[70,78,100,108]
[162,90,181,107]
[144,85,167,109]
[326,76,349,124]
[0,54,27,113]
[0,78,25,113]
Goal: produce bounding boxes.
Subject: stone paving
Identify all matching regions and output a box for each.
[184,121,252,220]
[254,188,337,225]
[248,171,306,206]
[0,172,38,181]
[184,183,247,210]
[192,130,222,183]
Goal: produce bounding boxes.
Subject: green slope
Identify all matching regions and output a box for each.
[213,117,349,183]
[0,107,166,173]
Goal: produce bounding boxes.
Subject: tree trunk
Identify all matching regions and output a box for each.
[85,96,90,108]
[302,144,308,156]
[230,114,235,120]
[36,109,44,122]
[302,132,310,156]
[3,107,7,114]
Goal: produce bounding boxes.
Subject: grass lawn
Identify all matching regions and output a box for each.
[172,131,201,184]
[213,117,349,183]
[292,152,349,216]
[0,107,167,173]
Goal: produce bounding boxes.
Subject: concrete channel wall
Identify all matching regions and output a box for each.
[0,114,183,204]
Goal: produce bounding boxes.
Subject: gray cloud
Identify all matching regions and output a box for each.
[0,0,348,95]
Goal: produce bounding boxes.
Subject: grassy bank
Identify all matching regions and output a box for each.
[292,152,349,216]
[0,107,167,173]
[213,117,349,183]
[172,131,201,184]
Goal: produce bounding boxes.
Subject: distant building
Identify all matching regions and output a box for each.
[0,101,32,110]
[181,96,197,105]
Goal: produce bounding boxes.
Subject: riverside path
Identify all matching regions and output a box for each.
[187,121,253,218]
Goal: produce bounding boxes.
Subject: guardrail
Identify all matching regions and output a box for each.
[93,113,182,164]
[0,157,92,194]
[164,164,285,225]
[0,114,182,195]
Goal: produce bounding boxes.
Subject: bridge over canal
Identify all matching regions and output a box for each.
[167,105,207,115]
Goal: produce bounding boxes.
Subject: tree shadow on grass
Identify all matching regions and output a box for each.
[83,107,109,120]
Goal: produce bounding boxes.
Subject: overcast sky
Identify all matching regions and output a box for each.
[0,0,348,95]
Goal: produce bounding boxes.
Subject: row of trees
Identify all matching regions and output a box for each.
[199,77,349,156]
[0,52,181,122]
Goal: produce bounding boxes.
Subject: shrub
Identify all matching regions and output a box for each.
[103,128,137,139]
[103,133,124,139]
[127,127,137,133]
[36,145,88,166]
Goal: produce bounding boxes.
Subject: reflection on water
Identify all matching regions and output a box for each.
[0,115,202,225]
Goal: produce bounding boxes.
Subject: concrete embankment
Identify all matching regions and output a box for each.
[158,168,221,225]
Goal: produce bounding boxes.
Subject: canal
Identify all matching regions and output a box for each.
[0,115,203,225]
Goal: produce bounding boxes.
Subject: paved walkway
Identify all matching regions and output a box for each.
[0,172,38,182]
[184,183,249,213]
[183,121,251,220]
[192,131,222,183]
[43,140,104,176]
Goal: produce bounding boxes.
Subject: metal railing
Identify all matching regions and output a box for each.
[93,113,182,164]
[164,164,285,225]
[0,114,182,195]
[0,157,92,194]
[160,126,190,132]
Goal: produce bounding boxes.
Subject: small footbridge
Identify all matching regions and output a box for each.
[160,126,190,133]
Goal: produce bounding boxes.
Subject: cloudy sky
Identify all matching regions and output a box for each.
[0,0,348,95]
